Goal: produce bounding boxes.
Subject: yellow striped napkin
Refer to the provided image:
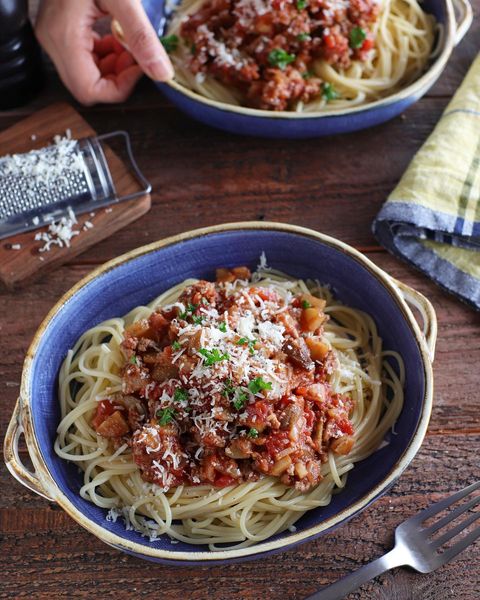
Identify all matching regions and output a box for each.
[373,53,480,309]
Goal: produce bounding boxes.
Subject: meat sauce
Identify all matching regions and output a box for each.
[92,267,355,493]
[179,0,378,110]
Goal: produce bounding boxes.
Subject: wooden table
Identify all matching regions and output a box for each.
[1,6,479,599]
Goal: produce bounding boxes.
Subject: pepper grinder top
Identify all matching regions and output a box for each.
[0,0,44,110]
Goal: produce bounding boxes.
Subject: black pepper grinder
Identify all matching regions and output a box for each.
[0,0,44,109]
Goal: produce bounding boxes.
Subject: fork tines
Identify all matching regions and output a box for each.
[413,481,480,559]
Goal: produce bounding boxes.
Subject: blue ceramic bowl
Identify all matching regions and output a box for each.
[5,223,436,564]
[139,0,470,138]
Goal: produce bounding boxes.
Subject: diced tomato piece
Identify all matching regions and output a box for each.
[276,396,291,410]
[296,386,309,397]
[214,474,236,487]
[323,34,336,49]
[253,287,279,302]
[362,37,375,51]
[265,431,290,458]
[247,400,269,422]
[337,418,354,436]
[91,400,115,430]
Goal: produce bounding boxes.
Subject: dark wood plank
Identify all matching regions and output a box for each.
[1,1,479,598]
[1,433,478,599]
[0,97,456,258]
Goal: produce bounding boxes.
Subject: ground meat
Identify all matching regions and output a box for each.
[180,0,378,110]
[92,266,356,493]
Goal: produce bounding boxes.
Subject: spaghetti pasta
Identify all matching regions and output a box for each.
[164,0,436,111]
[55,266,404,550]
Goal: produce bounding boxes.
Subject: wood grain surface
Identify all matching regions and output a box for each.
[1,4,479,600]
[0,103,151,288]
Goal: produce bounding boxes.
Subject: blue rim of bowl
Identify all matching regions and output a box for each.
[19,222,434,562]
[159,0,455,119]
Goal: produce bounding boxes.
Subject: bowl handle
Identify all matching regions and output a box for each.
[452,0,473,46]
[391,279,438,362]
[3,398,56,502]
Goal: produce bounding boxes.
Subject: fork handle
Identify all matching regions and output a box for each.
[305,546,405,600]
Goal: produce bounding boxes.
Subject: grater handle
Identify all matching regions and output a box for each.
[96,131,152,201]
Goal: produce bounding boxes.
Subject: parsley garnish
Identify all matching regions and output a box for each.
[174,388,188,402]
[268,48,296,70]
[302,70,314,80]
[159,34,179,53]
[172,340,181,351]
[323,82,339,102]
[201,298,209,305]
[248,377,272,394]
[192,315,204,325]
[236,337,257,355]
[297,33,310,42]
[198,348,230,366]
[222,378,235,397]
[129,355,137,364]
[222,379,248,409]
[349,27,366,49]
[233,391,248,410]
[156,407,176,426]
[248,428,259,438]
[190,43,196,55]
[179,303,198,320]
[297,0,307,9]
[302,299,312,309]
[218,322,227,333]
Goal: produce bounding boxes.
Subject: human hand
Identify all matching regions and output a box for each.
[36,0,173,105]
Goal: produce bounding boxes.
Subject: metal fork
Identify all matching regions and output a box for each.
[306,481,480,600]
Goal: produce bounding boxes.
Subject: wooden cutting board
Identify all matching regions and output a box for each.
[0,102,151,289]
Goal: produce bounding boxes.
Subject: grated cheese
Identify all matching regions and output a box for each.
[35,207,80,252]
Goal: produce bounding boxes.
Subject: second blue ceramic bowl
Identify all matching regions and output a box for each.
[140,0,471,138]
[4,223,436,564]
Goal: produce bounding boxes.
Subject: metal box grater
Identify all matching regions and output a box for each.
[0,131,151,240]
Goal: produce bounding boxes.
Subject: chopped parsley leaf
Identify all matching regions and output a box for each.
[323,82,339,102]
[174,388,188,402]
[198,347,230,366]
[349,27,366,49]
[248,377,272,394]
[172,340,181,351]
[222,378,235,397]
[302,299,312,309]
[302,70,314,80]
[201,297,210,305]
[192,315,204,325]
[233,391,248,410]
[179,303,198,320]
[218,322,227,333]
[190,43,196,55]
[297,0,307,9]
[236,337,257,355]
[129,355,137,364]
[156,407,175,426]
[159,34,178,53]
[247,428,259,438]
[297,33,310,42]
[268,48,296,70]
